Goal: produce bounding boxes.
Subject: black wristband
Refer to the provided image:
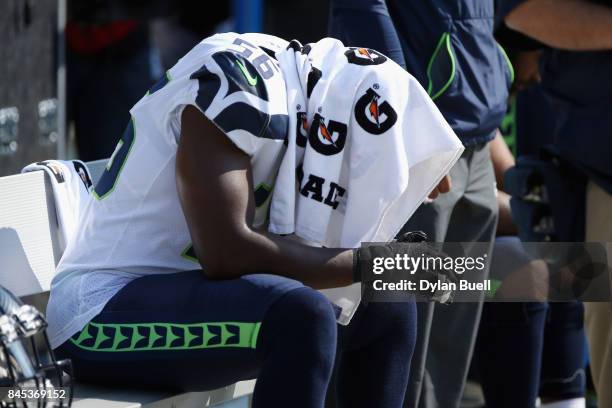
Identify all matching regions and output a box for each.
[352,245,394,284]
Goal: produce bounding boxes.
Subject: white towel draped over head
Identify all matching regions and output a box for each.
[269,37,464,248]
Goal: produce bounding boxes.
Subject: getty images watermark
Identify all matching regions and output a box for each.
[358,241,612,303]
[371,250,488,291]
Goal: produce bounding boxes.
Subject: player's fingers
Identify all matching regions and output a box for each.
[428,175,451,199]
[438,175,452,193]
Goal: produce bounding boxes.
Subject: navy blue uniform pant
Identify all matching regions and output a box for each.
[56,270,416,408]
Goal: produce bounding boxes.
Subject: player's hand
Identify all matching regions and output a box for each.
[428,174,452,200]
[395,231,457,303]
[353,232,458,303]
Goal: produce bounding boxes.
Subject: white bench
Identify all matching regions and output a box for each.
[0,159,255,407]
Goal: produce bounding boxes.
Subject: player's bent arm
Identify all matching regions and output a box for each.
[176,105,353,289]
[505,0,612,50]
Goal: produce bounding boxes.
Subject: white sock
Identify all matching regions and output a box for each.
[541,397,585,408]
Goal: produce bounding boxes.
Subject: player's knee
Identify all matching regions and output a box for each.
[291,287,336,324]
[282,287,337,342]
[262,287,337,359]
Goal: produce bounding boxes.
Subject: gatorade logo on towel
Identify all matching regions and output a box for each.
[354,87,398,135]
[308,114,347,156]
[344,47,387,66]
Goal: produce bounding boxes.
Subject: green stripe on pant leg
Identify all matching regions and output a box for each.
[70,322,262,352]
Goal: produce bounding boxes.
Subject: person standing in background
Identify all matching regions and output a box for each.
[478,88,588,407]
[67,1,164,161]
[499,1,612,406]
[329,1,511,407]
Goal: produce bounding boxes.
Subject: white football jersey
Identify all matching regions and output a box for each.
[47,31,463,347]
[47,33,291,348]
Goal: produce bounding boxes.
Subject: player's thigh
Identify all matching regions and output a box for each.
[57,270,304,390]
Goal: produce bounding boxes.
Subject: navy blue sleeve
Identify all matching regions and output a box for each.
[328,0,407,69]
